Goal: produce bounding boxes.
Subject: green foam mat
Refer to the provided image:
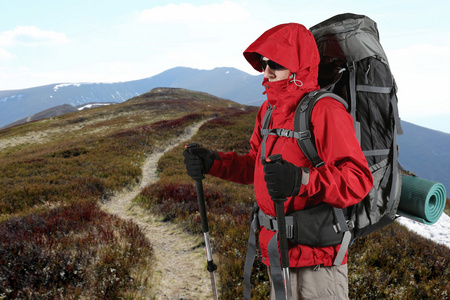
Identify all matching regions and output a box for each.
[398,175,447,225]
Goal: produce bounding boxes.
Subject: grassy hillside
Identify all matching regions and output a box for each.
[137,106,450,299]
[1,87,449,299]
[0,87,248,299]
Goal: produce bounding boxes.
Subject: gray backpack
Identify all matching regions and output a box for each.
[308,13,403,239]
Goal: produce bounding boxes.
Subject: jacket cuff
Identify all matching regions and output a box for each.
[301,167,310,185]
[293,167,309,196]
[213,151,221,160]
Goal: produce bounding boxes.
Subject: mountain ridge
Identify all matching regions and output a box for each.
[0,67,265,129]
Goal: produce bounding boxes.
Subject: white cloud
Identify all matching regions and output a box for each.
[137,1,251,24]
[0,48,14,59]
[0,26,70,47]
[132,1,266,76]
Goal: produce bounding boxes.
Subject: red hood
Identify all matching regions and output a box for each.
[243,23,320,93]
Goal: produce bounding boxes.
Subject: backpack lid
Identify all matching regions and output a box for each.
[310,13,389,65]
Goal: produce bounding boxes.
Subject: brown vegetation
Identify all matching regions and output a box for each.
[0,88,248,298]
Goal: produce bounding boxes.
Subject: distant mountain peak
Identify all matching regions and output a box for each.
[0,67,264,129]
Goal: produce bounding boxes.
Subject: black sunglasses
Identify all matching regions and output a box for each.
[260,57,286,71]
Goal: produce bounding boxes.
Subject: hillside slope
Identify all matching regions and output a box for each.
[398,121,450,192]
[0,88,250,298]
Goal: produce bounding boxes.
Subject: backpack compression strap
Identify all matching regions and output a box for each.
[243,207,287,300]
[243,208,260,300]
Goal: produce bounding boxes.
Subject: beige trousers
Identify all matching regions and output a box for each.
[269,264,349,300]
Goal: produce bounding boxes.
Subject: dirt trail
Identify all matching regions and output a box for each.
[102,120,215,300]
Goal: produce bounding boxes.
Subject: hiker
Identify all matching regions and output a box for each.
[183,23,373,299]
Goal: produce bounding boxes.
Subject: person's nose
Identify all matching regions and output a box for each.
[263,66,275,79]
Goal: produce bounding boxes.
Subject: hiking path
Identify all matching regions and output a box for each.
[102,120,214,300]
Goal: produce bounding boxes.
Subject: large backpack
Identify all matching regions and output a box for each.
[244,13,404,300]
[308,13,403,239]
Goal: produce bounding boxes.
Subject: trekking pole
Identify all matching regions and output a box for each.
[266,154,292,300]
[185,143,218,300]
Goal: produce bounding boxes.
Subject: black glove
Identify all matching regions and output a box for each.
[263,155,303,199]
[183,143,218,181]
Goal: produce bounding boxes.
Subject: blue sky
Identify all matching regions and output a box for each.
[0,0,449,133]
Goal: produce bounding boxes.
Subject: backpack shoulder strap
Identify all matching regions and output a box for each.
[294,90,347,168]
[294,90,353,265]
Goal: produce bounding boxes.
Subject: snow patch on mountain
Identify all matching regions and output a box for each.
[398,213,450,248]
[53,83,81,92]
[77,103,114,111]
[0,94,24,103]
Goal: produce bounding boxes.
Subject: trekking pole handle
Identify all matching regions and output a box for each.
[266,154,290,270]
[186,143,210,233]
[266,153,283,163]
[186,142,201,153]
[186,142,205,180]
[265,154,288,204]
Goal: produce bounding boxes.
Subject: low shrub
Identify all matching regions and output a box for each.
[0,201,153,299]
[349,223,450,299]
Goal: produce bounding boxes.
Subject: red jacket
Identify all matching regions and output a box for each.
[208,23,373,267]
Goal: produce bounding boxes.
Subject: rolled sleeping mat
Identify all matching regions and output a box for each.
[397,175,447,225]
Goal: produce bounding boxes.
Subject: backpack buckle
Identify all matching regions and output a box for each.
[347,220,355,230]
[347,61,356,72]
[263,214,294,238]
[286,224,294,239]
[298,130,311,140]
[278,128,291,137]
[333,223,341,233]
[263,214,276,231]
[333,220,355,233]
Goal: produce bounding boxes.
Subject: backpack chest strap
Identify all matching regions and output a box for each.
[260,105,312,162]
[261,128,311,140]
